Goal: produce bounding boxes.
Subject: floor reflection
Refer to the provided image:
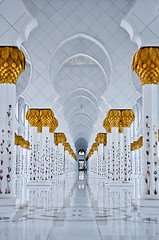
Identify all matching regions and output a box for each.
[0,173,159,239]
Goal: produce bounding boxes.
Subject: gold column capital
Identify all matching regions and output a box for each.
[40,109,54,127]
[24,140,30,150]
[72,152,77,161]
[26,109,40,127]
[103,118,111,133]
[133,47,159,85]
[14,133,30,149]
[37,120,42,133]
[95,133,107,146]
[54,133,67,146]
[121,109,135,128]
[92,143,98,152]
[18,136,25,148]
[64,142,71,152]
[107,109,121,128]
[87,149,93,160]
[119,121,123,133]
[138,136,143,149]
[14,133,18,145]
[131,136,143,151]
[0,46,26,84]
[131,141,135,151]
[49,117,58,133]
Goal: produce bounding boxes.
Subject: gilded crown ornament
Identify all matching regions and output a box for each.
[133,47,159,85]
[107,109,121,128]
[92,143,98,152]
[64,142,71,152]
[18,136,24,147]
[37,120,42,133]
[131,137,143,151]
[14,133,30,149]
[119,121,123,133]
[121,109,135,128]
[87,149,93,159]
[72,152,77,161]
[24,141,30,150]
[104,110,135,133]
[69,148,77,160]
[103,118,111,133]
[0,46,26,84]
[54,133,67,145]
[95,133,107,146]
[26,109,40,127]
[54,133,58,146]
[14,133,18,145]
[131,141,135,151]
[49,117,58,133]
[40,109,54,127]
[138,136,143,148]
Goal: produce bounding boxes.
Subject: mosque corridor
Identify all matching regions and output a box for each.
[0,171,159,240]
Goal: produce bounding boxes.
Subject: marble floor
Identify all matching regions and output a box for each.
[0,172,159,240]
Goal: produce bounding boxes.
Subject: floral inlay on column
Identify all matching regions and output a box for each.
[0,47,26,195]
[0,129,5,194]
[133,47,159,197]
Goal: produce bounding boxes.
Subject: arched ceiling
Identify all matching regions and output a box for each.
[2,0,158,152]
[21,0,138,152]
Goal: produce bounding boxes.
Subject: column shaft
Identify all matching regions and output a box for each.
[0,84,16,195]
[142,84,158,196]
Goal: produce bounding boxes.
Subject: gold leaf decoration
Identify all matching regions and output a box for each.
[0,46,26,84]
[133,47,159,85]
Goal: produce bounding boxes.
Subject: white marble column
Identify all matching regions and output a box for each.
[133,47,159,206]
[54,144,58,177]
[119,132,124,181]
[49,132,55,179]
[98,144,104,176]
[36,131,42,181]
[94,150,98,174]
[142,84,159,197]
[64,150,69,173]
[103,145,107,178]
[0,84,16,195]
[57,143,64,176]
[111,127,120,182]
[41,127,50,180]
[123,127,132,182]
[29,127,38,181]
[95,133,107,178]
[0,47,25,199]
[107,133,111,181]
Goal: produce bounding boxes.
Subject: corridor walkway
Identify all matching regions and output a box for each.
[0,172,159,240]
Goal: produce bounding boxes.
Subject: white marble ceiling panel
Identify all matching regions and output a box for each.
[64,96,98,124]
[55,64,106,99]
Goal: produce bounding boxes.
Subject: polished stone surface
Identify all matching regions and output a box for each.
[0,171,159,240]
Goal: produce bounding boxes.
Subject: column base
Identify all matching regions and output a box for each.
[0,195,18,219]
[121,181,133,187]
[139,195,159,207]
[107,181,133,187]
[27,180,51,186]
[132,196,159,218]
[0,194,18,206]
